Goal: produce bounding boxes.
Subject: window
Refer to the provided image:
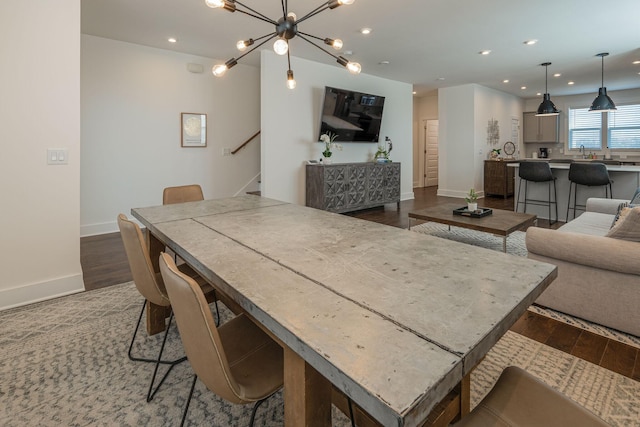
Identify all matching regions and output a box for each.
[608,104,640,150]
[568,103,640,151]
[568,107,601,150]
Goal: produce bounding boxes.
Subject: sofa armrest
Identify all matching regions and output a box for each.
[526,227,640,275]
[586,198,629,215]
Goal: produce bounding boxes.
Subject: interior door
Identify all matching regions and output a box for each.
[425,120,439,187]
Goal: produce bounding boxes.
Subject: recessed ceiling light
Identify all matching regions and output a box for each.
[568,81,575,85]
[520,86,527,90]
[168,37,177,43]
[360,28,372,35]
[412,91,417,95]
[479,50,491,55]
[633,60,640,65]
[523,39,537,45]
[436,77,445,81]
[536,92,542,96]
[553,73,561,77]
[342,50,353,56]
[503,79,509,83]
[379,60,390,65]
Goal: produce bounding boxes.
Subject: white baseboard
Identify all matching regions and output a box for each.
[401,191,415,201]
[0,274,85,311]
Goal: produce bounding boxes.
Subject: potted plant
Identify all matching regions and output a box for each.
[319,131,342,164]
[490,148,501,160]
[465,188,478,211]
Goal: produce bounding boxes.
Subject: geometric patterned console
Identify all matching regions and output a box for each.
[306,162,401,213]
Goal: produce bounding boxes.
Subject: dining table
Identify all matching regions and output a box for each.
[131,195,557,427]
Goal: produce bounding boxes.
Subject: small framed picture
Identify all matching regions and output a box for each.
[181,113,207,147]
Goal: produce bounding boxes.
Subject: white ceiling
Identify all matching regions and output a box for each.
[81,0,640,99]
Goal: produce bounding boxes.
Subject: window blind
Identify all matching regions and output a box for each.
[608,104,640,150]
[568,107,601,150]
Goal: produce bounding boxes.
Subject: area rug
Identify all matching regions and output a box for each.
[409,221,528,256]
[409,221,640,349]
[1,282,638,426]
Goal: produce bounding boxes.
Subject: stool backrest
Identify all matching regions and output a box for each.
[519,161,554,182]
[568,162,611,186]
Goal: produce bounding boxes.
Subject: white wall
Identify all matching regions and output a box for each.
[80,36,262,236]
[438,84,523,198]
[0,0,83,309]
[260,50,414,205]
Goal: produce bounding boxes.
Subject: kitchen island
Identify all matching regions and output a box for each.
[508,161,640,222]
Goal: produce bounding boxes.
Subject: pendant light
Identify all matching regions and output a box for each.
[536,62,559,116]
[589,52,617,112]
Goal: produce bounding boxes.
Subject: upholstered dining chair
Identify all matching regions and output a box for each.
[162,184,204,205]
[117,213,216,402]
[159,252,284,427]
[452,366,609,427]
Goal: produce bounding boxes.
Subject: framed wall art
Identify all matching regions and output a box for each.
[181,113,207,147]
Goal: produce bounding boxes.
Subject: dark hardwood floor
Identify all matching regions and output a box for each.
[80,187,639,381]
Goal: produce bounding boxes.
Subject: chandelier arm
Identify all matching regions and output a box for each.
[297,33,339,61]
[235,33,277,62]
[281,0,286,19]
[296,31,325,42]
[287,45,292,70]
[250,32,276,43]
[232,0,277,24]
[296,3,332,24]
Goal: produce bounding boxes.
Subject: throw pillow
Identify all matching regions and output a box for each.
[611,202,630,228]
[631,187,640,205]
[606,206,640,242]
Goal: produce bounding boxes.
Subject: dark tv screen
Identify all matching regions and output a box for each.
[318,86,385,142]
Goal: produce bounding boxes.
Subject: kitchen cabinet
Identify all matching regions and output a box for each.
[306,162,400,213]
[523,111,559,143]
[484,160,516,198]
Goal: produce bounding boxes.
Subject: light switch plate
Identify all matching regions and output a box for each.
[47,149,69,165]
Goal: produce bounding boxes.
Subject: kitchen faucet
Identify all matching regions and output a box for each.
[579,144,586,159]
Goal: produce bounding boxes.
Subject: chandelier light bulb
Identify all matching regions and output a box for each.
[273,39,289,55]
[205,0,225,8]
[347,61,361,74]
[286,70,296,89]
[212,64,228,77]
[338,0,355,4]
[324,38,343,50]
[236,39,254,51]
[287,12,297,21]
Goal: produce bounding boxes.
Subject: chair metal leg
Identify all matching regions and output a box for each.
[552,179,558,225]
[347,397,356,427]
[523,180,528,213]
[566,182,573,221]
[181,374,198,427]
[516,178,523,212]
[146,312,187,402]
[248,397,268,427]
[128,300,183,365]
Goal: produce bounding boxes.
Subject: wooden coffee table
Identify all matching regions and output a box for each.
[408,204,537,252]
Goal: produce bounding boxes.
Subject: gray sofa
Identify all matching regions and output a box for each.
[526,198,640,337]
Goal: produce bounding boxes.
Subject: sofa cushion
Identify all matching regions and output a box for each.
[606,206,640,242]
[559,212,615,236]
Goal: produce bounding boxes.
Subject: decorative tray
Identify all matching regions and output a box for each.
[453,207,493,218]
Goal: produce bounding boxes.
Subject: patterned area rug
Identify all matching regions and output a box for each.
[1,282,638,426]
[410,221,640,349]
[409,221,527,256]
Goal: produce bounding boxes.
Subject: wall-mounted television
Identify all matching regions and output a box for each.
[318,86,385,143]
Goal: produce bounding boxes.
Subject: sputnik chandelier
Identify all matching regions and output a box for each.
[205,0,361,89]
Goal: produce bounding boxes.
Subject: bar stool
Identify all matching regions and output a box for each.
[516,161,557,225]
[567,162,613,220]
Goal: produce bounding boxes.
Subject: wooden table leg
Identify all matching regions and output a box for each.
[145,229,170,336]
[284,347,332,427]
[460,371,471,417]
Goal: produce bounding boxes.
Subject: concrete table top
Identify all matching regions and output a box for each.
[132,195,557,427]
